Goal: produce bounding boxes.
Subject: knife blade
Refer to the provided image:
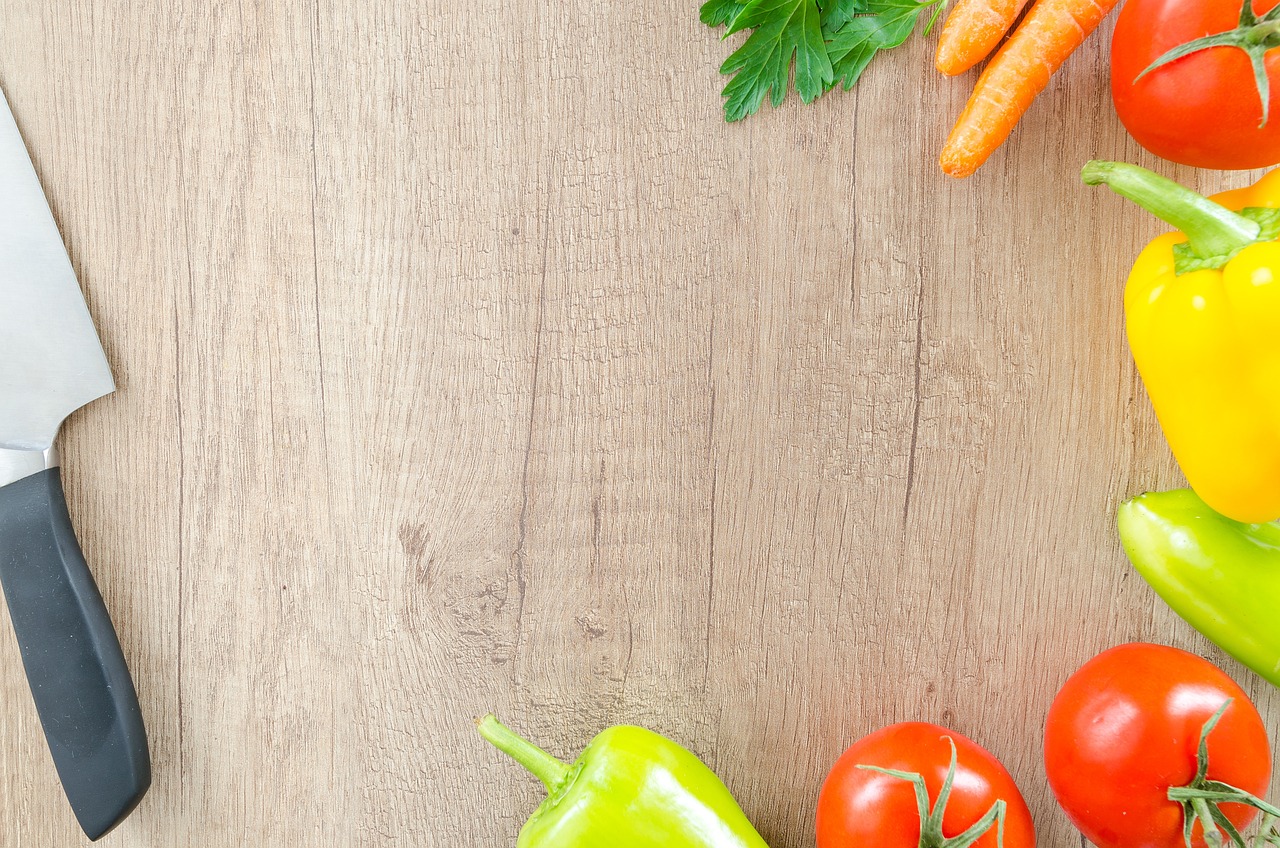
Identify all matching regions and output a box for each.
[0,86,150,840]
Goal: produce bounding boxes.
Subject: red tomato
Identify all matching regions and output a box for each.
[1111,0,1280,169]
[1044,643,1272,848]
[816,722,1036,848]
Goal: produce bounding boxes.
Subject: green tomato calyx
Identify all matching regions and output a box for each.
[1165,702,1280,848]
[857,736,1007,848]
[1135,0,1280,128]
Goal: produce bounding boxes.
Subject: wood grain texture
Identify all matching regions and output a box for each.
[0,1,1276,845]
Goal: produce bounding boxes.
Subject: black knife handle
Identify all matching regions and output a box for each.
[0,467,150,840]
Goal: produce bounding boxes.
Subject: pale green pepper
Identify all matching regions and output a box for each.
[1119,488,1280,688]
[478,714,771,847]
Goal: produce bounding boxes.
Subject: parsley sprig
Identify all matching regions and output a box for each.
[702,0,947,122]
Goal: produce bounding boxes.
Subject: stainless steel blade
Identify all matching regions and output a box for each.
[0,87,114,452]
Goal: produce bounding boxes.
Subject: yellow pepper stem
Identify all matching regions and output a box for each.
[1082,161,1261,260]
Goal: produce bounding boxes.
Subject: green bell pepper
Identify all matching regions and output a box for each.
[1118,488,1280,688]
[477,713,771,847]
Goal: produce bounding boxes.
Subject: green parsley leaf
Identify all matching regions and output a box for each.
[819,0,861,36]
[717,0,834,122]
[825,0,945,91]
[700,0,750,27]
[703,0,942,121]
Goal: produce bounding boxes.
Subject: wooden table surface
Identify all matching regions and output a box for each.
[0,1,1276,845]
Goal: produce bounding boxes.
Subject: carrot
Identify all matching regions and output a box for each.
[939,0,1120,178]
[935,0,1032,76]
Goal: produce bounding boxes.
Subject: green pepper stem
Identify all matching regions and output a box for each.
[476,714,573,792]
[1081,161,1261,259]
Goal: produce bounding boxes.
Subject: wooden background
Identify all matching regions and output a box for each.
[0,1,1275,845]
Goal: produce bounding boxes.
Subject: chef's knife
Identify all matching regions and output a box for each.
[0,86,150,839]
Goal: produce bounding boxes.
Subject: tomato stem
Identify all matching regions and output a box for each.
[1167,702,1280,848]
[857,736,1006,848]
[1254,815,1279,848]
[1193,797,1226,848]
[1246,20,1280,44]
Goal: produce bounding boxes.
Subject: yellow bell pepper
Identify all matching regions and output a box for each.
[1084,161,1280,523]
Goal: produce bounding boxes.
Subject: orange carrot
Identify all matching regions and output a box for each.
[935,0,1032,76]
[939,0,1120,178]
